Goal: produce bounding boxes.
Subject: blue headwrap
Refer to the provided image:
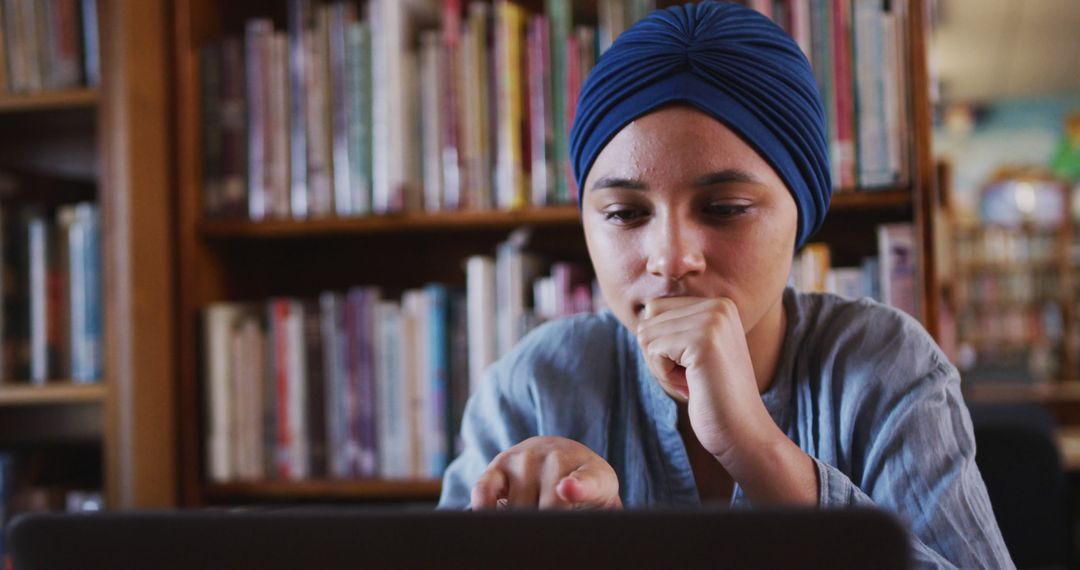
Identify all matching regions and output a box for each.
[569,1,831,249]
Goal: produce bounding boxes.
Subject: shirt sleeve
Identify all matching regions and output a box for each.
[815,358,1015,570]
[437,354,539,509]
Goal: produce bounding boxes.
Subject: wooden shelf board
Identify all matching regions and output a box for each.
[200,206,583,238]
[828,189,912,211]
[0,88,99,113]
[0,382,105,407]
[205,479,442,501]
[199,191,911,240]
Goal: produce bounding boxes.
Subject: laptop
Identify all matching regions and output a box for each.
[8,507,911,569]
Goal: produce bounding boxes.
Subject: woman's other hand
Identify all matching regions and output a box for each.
[470,436,623,510]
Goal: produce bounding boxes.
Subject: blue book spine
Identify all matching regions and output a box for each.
[425,284,449,477]
[81,204,102,382]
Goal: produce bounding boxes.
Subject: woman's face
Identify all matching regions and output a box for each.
[581,106,799,335]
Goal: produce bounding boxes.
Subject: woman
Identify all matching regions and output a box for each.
[439,2,1012,567]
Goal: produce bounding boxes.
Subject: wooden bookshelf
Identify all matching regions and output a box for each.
[0,88,99,113]
[0,383,106,407]
[829,189,913,211]
[205,480,442,502]
[0,0,176,511]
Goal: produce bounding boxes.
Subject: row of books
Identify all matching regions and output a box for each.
[789,223,916,317]
[0,0,99,93]
[201,0,604,221]
[202,235,598,484]
[956,273,1064,308]
[953,226,1059,270]
[1,203,103,384]
[201,0,911,222]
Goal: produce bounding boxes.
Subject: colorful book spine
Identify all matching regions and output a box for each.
[526,14,552,206]
[878,223,917,317]
[329,1,354,217]
[546,0,571,203]
[318,291,348,479]
[287,0,311,219]
[346,18,373,215]
[421,30,445,212]
[441,0,463,210]
[306,5,334,218]
[244,19,272,220]
[830,0,856,190]
[425,284,450,477]
[267,32,292,218]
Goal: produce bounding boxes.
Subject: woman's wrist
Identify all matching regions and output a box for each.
[716,424,819,506]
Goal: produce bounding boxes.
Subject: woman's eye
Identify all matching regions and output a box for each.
[704,204,750,218]
[603,208,647,224]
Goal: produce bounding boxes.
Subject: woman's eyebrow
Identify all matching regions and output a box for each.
[590,176,649,192]
[694,169,762,186]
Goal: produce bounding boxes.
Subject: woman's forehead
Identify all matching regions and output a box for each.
[590,108,774,184]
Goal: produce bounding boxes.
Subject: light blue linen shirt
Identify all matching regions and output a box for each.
[439,288,1014,569]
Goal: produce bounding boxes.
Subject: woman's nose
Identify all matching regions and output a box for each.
[644,218,706,281]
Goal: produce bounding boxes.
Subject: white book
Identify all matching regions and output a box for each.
[286,300,310,479]
[825,267,865,300]
[306,6,334,218]
[466,255,497,396]
[878,223,918,318]
[244,19,273,220]
[374,300,409,479]
[203,303,247,483]
[329,2,355,217]
[232,313,266,481]
[28,215,49,384]
[420,30,445,212]
[402,289,428,479]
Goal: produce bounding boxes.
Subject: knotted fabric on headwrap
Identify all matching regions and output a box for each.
[569,1,831,249]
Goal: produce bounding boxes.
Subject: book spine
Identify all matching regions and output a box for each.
[830,0,855,190]
[28,213,49,384]
[220,38,248,218]
[269,299,292,479]
[329,2,354,217]
[318,292,347,479]
[527,14,552,207]
[466,255,496,395]
[546,0,569,203]
[79,0,98,86]
[200,43,224,217]
[306,5,334,218]
[441,0,463,210]
[0,0,8,92]
[401,289,426,478]
[267,32,292,218]
[302,302,326,479]
[421,30,445,212]
[877,223,917,317]
[234,313,266,480]
[346,19,372,215]
[351,286,379,478]
[287,0,311,219]
[425,284,449,477]
[203,304,239,483]
[80,203,101,381]
[447,290,469,456]
[245,19,272,220]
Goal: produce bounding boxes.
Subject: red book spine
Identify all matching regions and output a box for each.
[831,0,855,190]
[272,300,292,480]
